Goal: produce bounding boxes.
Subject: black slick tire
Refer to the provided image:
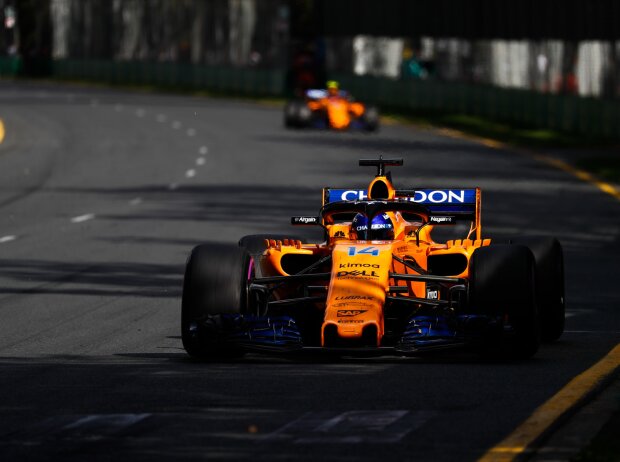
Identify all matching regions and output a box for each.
[284,101,299,128]
[181,244,251,359]
[504,237,565,342]
[362,105,380,132]
[470,244,540,359]
[284,100,310,128]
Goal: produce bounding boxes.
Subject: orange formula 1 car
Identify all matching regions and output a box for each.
[284,81,379,131]
[181,157,565,359]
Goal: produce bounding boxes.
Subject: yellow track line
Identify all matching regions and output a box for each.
[435,127,620,204]
[0,118,5,144]
[479,344,620,461]
[473,138,620,457]
[527,151,620,202]
[432,128,620,461]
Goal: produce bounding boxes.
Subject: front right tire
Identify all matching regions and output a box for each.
[181,244,251,359]
[284,100,311,128]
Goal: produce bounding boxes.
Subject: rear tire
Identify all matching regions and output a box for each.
[470,245,540,359]
[500,237,565,342]
[181,244,251,359]
[362,105,380,132]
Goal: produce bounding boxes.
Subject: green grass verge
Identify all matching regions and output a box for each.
[385,110,620,185]
[385,110,618,149]
[575,157,620,183]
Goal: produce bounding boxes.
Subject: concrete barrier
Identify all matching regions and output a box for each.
[51,59,285,97]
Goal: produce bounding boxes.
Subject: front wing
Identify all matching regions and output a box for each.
[192,312,500,356]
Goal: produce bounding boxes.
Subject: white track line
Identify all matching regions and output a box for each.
[71,214,95,224]
[129,198,143,206]
[186,128,196,137]
[196,157,206,166]
[156,114,167,123]
[199,146,208,155]
[63,413,151,431]
[185,169,196,178]
[135,108,145,117]
[172,121,182,130]
[0,235,17,244]
[168,183,179,190]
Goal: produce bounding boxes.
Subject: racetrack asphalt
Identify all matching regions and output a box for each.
[0,80,618,462]
[531,368,620,461]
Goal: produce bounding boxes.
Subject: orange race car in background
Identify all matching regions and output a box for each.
[181,157,565,359]
[284,81,379,131]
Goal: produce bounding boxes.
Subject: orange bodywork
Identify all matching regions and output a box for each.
[323,243,392,345]
[259,172,489,347]
[308,97,366,130]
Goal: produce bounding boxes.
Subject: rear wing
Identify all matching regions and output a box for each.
[322,187,482,240]
[306,89,350,100]
[306,89,328,99]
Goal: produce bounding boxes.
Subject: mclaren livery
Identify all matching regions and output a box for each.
[284,82,379,132]
[182,158,565,359]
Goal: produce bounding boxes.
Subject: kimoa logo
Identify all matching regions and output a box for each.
[337,310,367,317]
[335,295,373,301]
[339,263,380,269]
[337,270,379,277]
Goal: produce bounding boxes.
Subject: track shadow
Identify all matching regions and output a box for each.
[0,259,183,298]
[0,344,598,462]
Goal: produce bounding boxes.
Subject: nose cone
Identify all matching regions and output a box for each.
[323,321,379,347]
[322,243,393,346]
[327,100,350,129]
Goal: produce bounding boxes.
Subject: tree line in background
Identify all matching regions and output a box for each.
[2,0,291,67]
[1,0,619,99]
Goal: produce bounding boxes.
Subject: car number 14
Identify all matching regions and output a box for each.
[348,246,379,256]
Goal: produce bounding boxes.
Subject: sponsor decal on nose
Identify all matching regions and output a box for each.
[334,295,373,301]
[337,310,368,317]
[339,263,380,269]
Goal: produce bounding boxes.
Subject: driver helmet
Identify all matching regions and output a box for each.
[351,213,395,240]
[326,80,339,96]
